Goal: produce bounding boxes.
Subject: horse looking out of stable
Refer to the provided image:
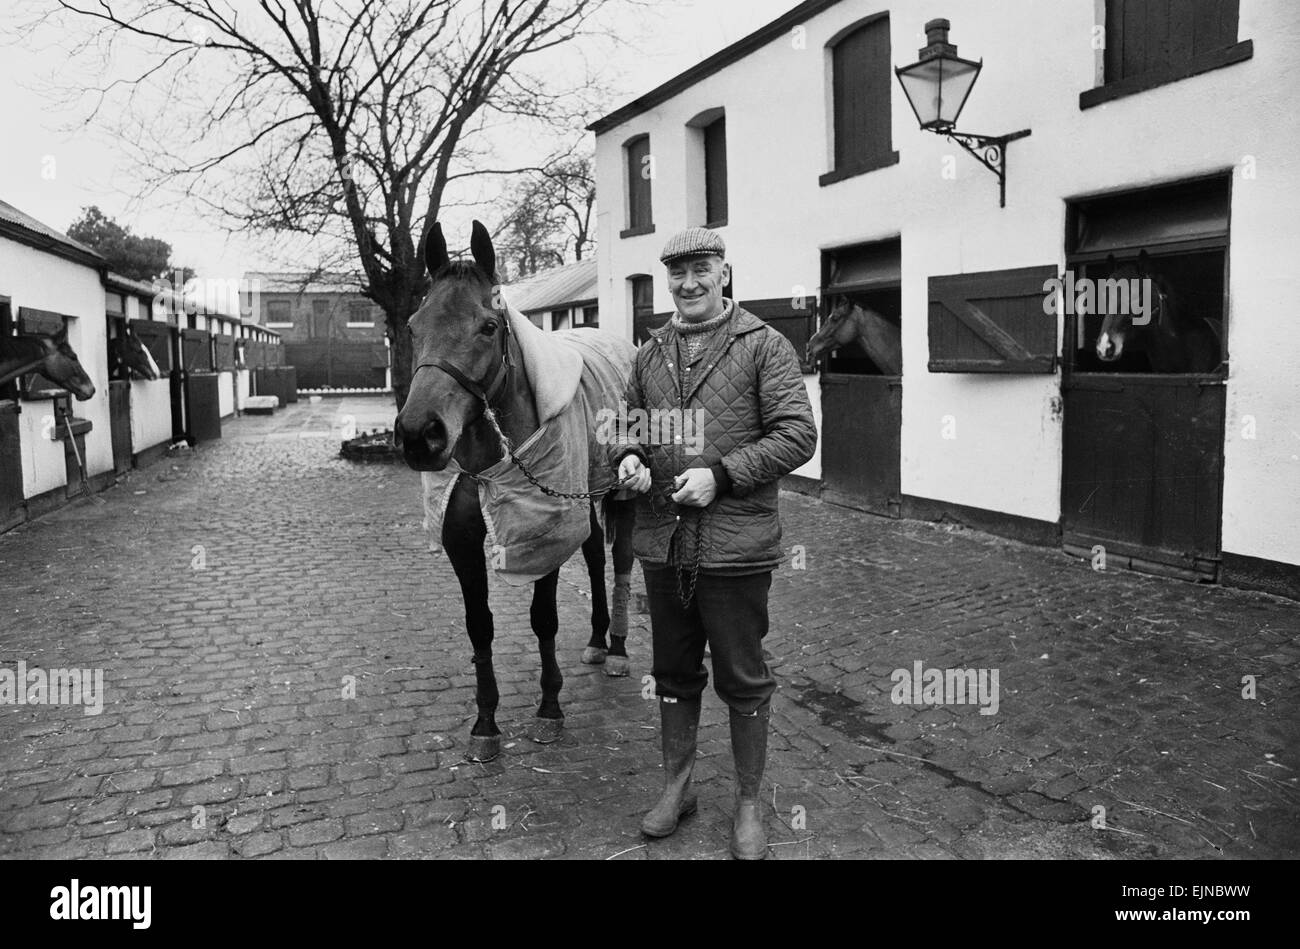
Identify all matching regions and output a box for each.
[0,326,96,400]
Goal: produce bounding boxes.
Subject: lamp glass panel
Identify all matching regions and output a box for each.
[897,58,945,126]
[937,58,980,126]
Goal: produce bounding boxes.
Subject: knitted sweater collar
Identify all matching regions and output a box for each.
[671,298,733,335]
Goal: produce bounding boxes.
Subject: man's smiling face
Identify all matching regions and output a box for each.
[667,254,730,322]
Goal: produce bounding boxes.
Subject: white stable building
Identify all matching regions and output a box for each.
[590,0,1300,599]
[2,198,283,532]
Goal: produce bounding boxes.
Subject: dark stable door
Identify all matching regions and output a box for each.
[820,373,902,517]
[184,373,222,442]
[0,401,23,530]
[1062,374,1225,578]
[109,380,132,474]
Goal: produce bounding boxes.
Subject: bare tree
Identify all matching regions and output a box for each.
[31,0,623,407]
[539,155,596,262]
[495,153,595,281]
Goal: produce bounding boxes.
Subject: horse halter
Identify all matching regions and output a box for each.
[414,302,515,408]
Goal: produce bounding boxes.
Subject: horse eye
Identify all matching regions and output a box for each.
[480,320,498,336]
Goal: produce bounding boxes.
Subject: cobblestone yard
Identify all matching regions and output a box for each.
[1,396,1297,859]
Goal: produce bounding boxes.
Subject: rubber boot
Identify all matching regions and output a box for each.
[640,696,701,837]
[729,702,770,860]
[605,574,632,677]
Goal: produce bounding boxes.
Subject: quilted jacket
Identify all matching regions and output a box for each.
[613,303,817,570]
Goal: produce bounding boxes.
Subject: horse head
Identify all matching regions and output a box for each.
[395,219,510,471]
[806,295,860,364]
[37,326,96,401]
[111,326,161,381]
[1095,251,1168,364]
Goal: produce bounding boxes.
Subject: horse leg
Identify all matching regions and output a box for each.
[443,476,501,763]
[605,496,635,677]
[580,504,611,666]
[528,570,565,744]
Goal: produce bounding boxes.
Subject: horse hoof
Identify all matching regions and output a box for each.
[604,655,630,677]
[581,646,607,665]
[466,735,501,762]
[529,716,565,744]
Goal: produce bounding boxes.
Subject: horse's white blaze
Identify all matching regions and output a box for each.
[140,342,161,379]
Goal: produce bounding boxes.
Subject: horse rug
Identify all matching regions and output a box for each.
[424,301,635,586]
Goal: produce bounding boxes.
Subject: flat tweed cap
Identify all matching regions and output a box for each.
[660,226,726,264]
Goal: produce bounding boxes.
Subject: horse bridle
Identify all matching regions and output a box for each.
[413,303,516,408]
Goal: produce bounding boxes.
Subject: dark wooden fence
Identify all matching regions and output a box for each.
[284,340,387,389]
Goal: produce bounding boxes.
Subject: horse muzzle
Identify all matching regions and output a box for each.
[1096,332,1123,362]
[394,414,452,471]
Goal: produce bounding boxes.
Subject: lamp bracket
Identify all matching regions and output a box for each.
[938,128,1032,207]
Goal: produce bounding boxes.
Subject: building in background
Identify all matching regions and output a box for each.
[243,271,389,389]
[503,259,598,331]
[589,0,1300,600]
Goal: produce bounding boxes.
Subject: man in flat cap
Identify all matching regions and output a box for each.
[611,226,817,859]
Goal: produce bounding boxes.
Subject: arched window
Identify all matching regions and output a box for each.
[622,134,654,236]
[822,13,897,186]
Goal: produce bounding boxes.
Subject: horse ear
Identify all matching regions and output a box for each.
[424,221,450,277]
[470,220,496,283]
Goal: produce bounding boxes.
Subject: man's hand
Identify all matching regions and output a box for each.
[618,454,652,494]
[670,467,717,507]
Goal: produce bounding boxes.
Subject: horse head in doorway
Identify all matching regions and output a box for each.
[806,295,903,375]
[0,325,96,400]
[109,325,161,381]
[1095,251,1222,373]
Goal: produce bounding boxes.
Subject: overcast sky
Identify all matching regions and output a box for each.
[0,0,795,282]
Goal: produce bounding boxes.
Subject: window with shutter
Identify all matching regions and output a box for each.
[822,14,898,186]
[704,117,728,226]
[181,328,213,372]
[1082,0,1251,108]
[928,266,1058,373]
[132,320,174,374]
[623,135,654,237]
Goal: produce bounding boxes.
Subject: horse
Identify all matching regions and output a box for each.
[806,295,903,374]
[394,220,635,763]
[108,324,161,381]
[0,325,96,399]
[1095,252,1222,373]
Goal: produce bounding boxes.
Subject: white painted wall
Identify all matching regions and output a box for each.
[129,378,172,455]
[595,0,1300,565]
[121,299,174,457]
[218,371,235,417]
[1,237,111,495]
[236,368,250,411]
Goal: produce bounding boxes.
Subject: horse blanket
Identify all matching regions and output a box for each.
[423,301,636,586]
